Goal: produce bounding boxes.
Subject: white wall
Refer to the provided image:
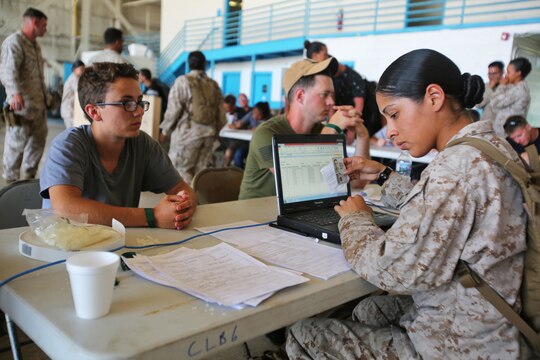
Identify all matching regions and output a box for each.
[208,23,539,110]
[315,23,540,83]
[161,0,224,51]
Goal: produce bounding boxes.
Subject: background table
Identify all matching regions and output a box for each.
[220,127,437,164]
[0,197,377,360]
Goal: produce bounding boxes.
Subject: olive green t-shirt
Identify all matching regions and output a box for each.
[239,115,322,200]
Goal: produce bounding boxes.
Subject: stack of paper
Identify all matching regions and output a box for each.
[123,243,309,307]
[197,221,351,280]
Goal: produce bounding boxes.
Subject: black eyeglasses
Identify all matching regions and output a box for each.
[96,100,150,112]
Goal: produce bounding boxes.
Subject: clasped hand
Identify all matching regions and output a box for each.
[328,105,369,139]
[154,190,196,229]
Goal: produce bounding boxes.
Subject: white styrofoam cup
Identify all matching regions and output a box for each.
[66,251,119,319]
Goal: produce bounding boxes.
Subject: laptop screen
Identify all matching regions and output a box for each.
[277,142,348,203]
[273,134,350,213]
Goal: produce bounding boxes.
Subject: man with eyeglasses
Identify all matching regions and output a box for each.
[504,115,540,165]
[40,62,196,230]
[477,61,504,122]
[239,57,369,200]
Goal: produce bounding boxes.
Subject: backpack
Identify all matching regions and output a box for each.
[447,137,540,353]
[185,73,222,126]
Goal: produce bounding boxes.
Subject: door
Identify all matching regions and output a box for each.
[224,0,242,46]
[222,72,241,98]
[251,72,272,104]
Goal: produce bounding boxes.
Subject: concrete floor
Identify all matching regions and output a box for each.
[0,119,285,360]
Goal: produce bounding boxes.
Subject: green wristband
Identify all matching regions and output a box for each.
[324,123,343,134]
[144,208,156,228]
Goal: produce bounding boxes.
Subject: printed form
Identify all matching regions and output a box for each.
[196,221,351,280]
[123,243,308,307]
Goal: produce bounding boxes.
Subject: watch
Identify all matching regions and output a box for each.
[376,167,393,186]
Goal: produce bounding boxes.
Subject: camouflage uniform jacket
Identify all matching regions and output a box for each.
[160,70,225,139]
[477,83,496,122]
[339,120,527,359]
[491,81,530,137]
[0,30,47,119]
[60,72,79,125]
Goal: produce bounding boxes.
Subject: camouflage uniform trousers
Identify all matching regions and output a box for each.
[286,295,420,360]
[169,136,215,184]
[3,115,48,182]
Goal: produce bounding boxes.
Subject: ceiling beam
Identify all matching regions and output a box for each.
[122,0,160,7]
[101,0,137,34]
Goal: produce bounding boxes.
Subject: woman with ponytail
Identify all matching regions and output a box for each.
[287,49,528,359]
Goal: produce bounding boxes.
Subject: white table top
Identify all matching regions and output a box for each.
[0,197,377,360]
[220,127,437,164]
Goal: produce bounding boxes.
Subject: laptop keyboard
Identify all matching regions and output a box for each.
[292,208,340,226]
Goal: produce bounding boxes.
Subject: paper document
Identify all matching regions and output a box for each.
[124,243,308,307]
[353,187,400,217]
[197,221,351,280]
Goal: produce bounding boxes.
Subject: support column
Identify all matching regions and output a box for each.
[79,0,91,54]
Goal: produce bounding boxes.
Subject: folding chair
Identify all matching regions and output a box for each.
[0,179,42,229]
[192,167,244,205]
[0,179,42,360]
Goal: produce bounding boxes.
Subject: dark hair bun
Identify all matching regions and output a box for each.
[461,73,485,109]
[304,40,311,50]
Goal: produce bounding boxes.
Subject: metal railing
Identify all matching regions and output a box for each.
[158,0,540,74]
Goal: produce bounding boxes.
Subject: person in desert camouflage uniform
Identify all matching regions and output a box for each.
[60,60,85,128]
[160,51,225,184]
[0,7,48,183]
[286,49,529,359]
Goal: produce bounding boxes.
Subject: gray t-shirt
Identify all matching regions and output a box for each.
[40,125,181,208]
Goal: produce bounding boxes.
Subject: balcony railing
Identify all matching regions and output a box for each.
[158,0,540,74]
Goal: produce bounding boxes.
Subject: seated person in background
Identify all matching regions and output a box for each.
[238,93,251,114]
[504,115,540,165]
[40,62,196,229]
[228,101,272,168]
[138,68,169,120]
[369,116,392,147]
[239,57,369,200]
[223,94,248,166]
[223,94,247,125]
[230,101,271,130]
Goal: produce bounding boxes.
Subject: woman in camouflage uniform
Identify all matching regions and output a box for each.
[286,49,528,359]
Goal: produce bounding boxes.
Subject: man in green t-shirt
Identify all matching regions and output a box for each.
[239,57,370,199]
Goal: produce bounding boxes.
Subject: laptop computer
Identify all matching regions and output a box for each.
[272,134,350,244]
[272,134,397,244]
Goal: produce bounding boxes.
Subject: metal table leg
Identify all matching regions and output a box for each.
[5,313,22,360]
